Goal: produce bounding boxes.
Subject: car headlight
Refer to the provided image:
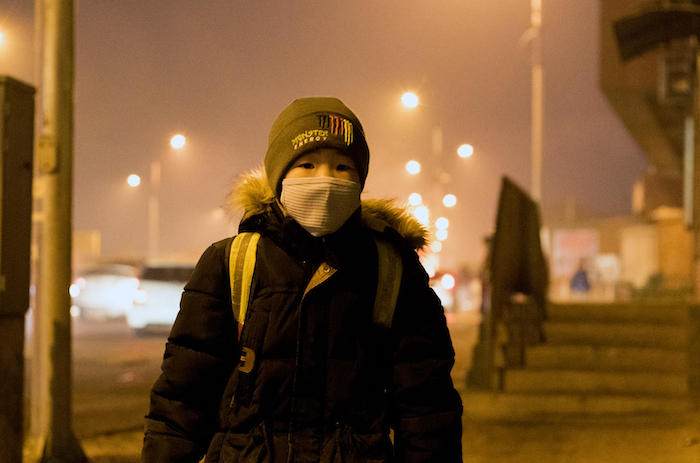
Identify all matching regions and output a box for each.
[134,289,148,305]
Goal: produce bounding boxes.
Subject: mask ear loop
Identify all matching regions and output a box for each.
[274,198,290,217]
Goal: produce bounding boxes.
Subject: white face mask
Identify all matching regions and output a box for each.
[280,176,361,237]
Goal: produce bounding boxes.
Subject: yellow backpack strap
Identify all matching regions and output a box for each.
[228,232,261,326]
[373,238,402,328]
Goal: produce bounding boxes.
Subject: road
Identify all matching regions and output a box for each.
[44,313,700,462]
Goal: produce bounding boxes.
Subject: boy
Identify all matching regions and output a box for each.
[142,97,463,462]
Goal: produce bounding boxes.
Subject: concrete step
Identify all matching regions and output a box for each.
[505,369,688,396]
[548,302,687,324]
[526,344,687,372]
[462,390,692,420]
[544,321,687,348]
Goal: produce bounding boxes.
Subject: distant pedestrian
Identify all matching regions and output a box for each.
[141,97,463,462]
[570,260,590,296]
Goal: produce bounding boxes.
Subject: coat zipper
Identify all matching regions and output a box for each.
[287,258,337,462]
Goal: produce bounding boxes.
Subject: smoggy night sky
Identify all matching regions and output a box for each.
[2,1,647,270]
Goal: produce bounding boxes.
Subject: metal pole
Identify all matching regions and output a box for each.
[30,0,87,461]
[694,49,700,299]
[29,0,45,444]
[148,159,161,261]
[531,0,543,203]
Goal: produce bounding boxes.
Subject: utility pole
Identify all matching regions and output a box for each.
[148,159,161,260]
[27,0,87,461]
[694,48,700,298]
[531,0,543,203]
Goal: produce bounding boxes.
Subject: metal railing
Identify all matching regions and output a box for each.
[467,177,548,390]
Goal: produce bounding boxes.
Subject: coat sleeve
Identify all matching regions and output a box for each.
[142,240,237,463]
[389,249,463,463]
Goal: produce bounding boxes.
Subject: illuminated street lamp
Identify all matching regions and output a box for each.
[405,160,421,175]
[127,174,141,188]
[457,143,474,158]
[148,134,187,259]
[408,192,422,206]
[401,92,419,108]
[442,194,457,208]
[441,273,456,290]
[413,205,430,226]
[170,133,186,150]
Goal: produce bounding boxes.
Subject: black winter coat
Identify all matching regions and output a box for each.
[142,173,463,463]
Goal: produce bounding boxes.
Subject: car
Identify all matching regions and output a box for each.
[124,264,194,335]
[70,264,141,320]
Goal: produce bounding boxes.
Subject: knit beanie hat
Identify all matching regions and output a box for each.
[265,97,370,196]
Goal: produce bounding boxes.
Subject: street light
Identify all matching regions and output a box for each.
[413,205,430,226]
[457,143,474,159]
[442,194,457,208]
[126,174,141,188]
[408,192,422,206]
[406,160,421,175]
[129,134,187,260]
[170,134,186,150]
[401,92,419,108]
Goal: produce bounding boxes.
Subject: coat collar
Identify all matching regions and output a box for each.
[227,168,429,251]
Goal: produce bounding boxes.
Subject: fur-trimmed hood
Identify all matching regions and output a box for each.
[226,168,429,250]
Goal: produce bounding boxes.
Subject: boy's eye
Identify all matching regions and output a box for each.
[296,162,314,169]
[336,164,354,172]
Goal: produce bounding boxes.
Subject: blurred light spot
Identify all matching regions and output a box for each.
[118,371,136,383]
[170,134,186,150]
[430,241,442,253]
[406,160,421,175]
[442,194,457,208]
[401,92,419,108]
[127,174,141,187]
[69,283,80,298]
[134,288,148,305]
[436,229,448,241]
[70,305,80,318]
[432,285,454,308]
[425,264,436,278]
[408,192,422,206]
[441,273,456,290]
[211,208,225,221]
[457,144,474,158]
[435,217,449,230]
[414,205,430,225]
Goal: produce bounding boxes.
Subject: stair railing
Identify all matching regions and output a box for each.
[467,177,549,390]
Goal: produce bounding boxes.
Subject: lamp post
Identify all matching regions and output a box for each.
[530,0,543,203]
[129,133,186,261]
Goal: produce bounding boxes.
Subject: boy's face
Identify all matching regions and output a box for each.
[284,148,360,183]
